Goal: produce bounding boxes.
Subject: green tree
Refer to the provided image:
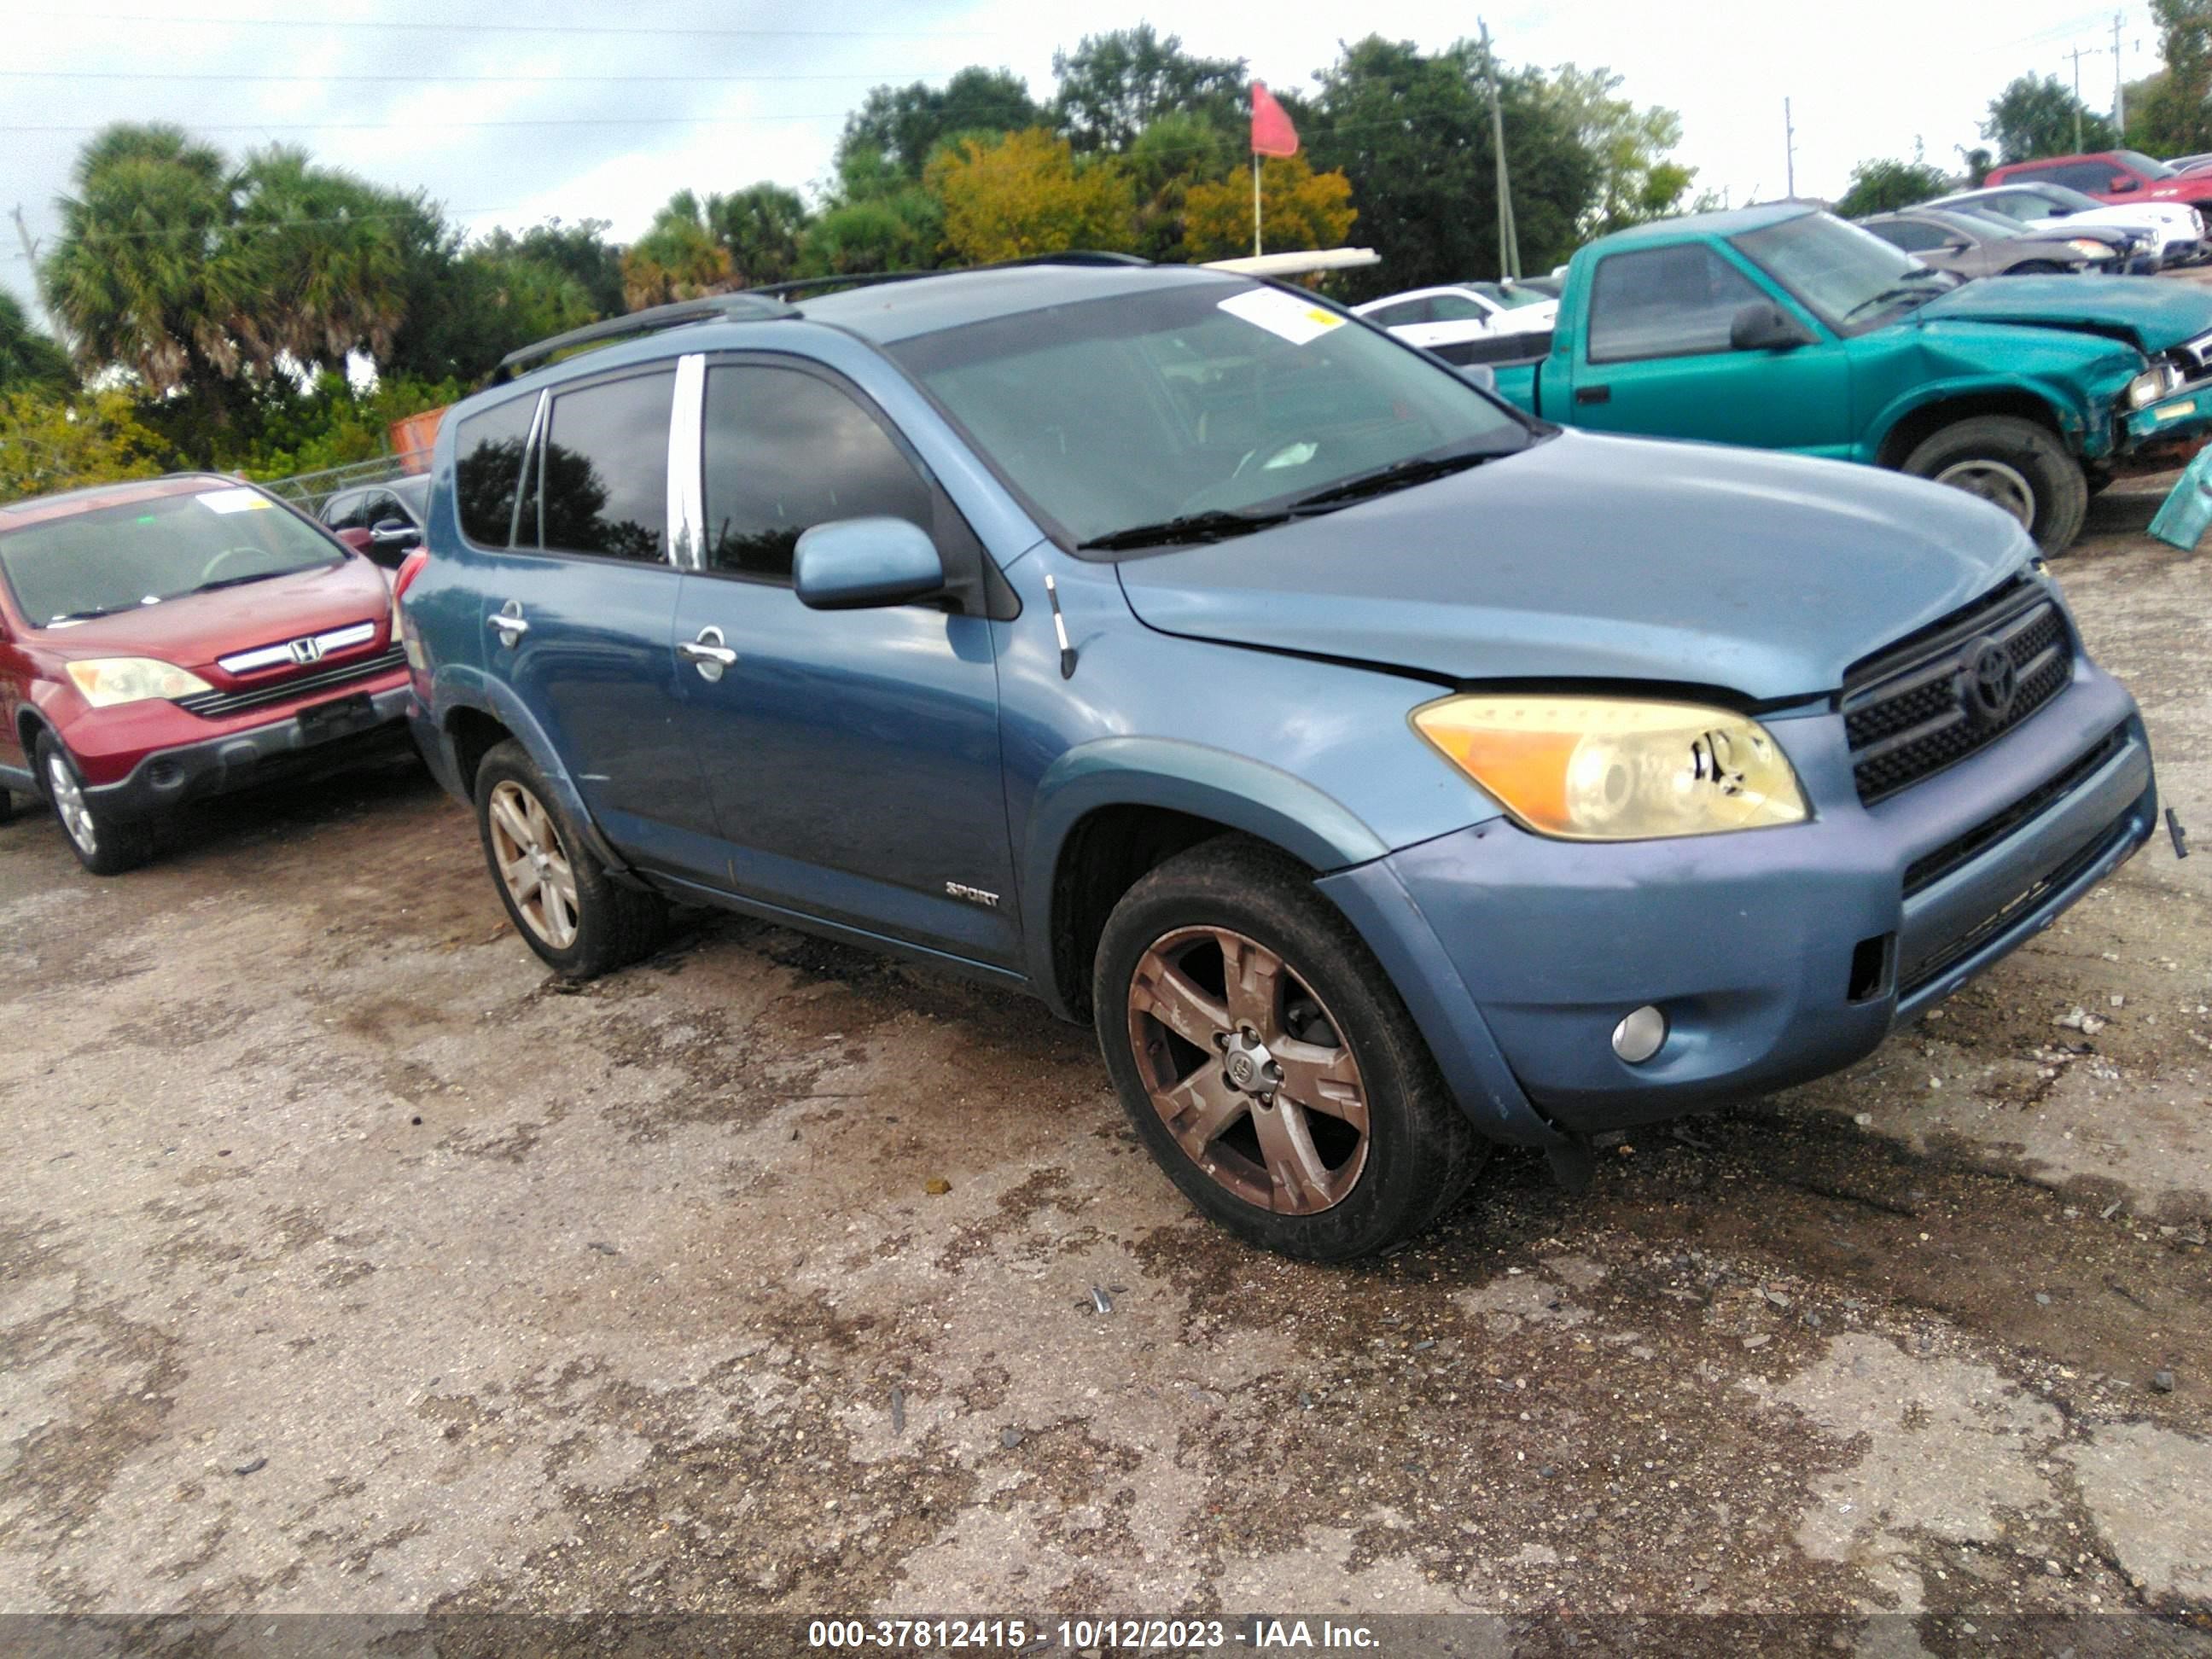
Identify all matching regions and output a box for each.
[0,388,164,505]
[1051,26,1247,153]
[1982,74,2116,164]
[1835,154,1953,218]
[1307,38,1598,301]
[1125,110,1242,259]
[224,145,410,374]
[498,218,624,316]
[0,292,73,392]
[621,189,736,310]
[800,145,946,275]
[1182,154,1358,261]
[925,129,1138,265]
[840,67,1044,179]
[709,184,811,287]
[1543,66,1695,236]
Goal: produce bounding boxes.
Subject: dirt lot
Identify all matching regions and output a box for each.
[1,483,2207,1650]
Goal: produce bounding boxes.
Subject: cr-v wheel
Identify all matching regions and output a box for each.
[36,734,154,876]
[1094,838,1487,1260]
[472,739,667,980]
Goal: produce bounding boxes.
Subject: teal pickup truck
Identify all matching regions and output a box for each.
[1485,202,2212,550]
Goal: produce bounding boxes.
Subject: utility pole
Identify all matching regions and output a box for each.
[2067,44,2087,150]
[8,205,67,347]
[1784,98,1796,198]
[1477,18,1521,280]
[2114,10,2127,133]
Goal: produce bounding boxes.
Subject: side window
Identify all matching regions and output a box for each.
[1366,299,1429,328]
[701,365,935,583]
[2051,162,2113,192]
[1428,293,1492,323]
[453,396,538,548]
[320,491,362,531]
[1586,245,1768,364]
[361,492,404,527]
[538,371,675,563]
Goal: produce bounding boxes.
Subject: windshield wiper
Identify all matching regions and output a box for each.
[1842,271,1952,323]
[190,565,323,595]
[1078,507,1292,552]
[44,602,140,625]
[1280,447,1505,514]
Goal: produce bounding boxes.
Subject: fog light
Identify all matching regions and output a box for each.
[1611,1004,1668,1064]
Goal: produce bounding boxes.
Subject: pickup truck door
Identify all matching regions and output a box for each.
[1565,242,1856,458]
[663,356,1022,969]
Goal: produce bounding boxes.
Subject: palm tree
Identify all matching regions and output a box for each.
[620,191,735,311]
[0,291,73,392]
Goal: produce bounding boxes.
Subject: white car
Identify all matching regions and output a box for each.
[1353,282,1558,363]
[1936,183,2203,267]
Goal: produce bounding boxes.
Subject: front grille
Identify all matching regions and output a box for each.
[1902,725,2130,894]
[176,642,405,719]
[1842,582,2070,806]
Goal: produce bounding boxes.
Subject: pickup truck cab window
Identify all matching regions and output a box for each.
[1586,244,1767,363]
[538,370,676,563]
[701,364,935,583]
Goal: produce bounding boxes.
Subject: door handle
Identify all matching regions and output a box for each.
[1575,384,1611,405]
[677,626,738,682]
[488,601,529,643]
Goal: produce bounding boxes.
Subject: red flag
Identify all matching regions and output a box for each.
[1250,81,1300,157]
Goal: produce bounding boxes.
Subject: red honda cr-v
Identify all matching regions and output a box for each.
[0,474,413,873]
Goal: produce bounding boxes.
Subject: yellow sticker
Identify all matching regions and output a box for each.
[1218,287,1347,346]
[2155,399,2197,422]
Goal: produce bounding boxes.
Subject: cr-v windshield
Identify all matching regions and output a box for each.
[887,279,1531,550]
[0,486,342,628]
[1732,212,1953,334]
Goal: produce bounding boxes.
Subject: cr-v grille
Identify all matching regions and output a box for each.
[175,643,405,719]
[1841,580,2070,806]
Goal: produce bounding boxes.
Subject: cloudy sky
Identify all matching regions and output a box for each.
[2,0,2164,324]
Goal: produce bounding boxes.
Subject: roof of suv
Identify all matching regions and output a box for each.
[0,473,240,532]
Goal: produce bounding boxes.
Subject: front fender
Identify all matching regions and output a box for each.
[427,662,636,880]
[1019,735,1388,1011]
[1861,374,2098,465]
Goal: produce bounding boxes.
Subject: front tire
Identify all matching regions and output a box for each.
[1094,838,1488,1261]
[1902,415,2088,555]
[472,740,667,980]
[35,734,154,876]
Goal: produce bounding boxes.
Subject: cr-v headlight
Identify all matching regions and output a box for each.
[63,657,213,707]
[1412,695,1809,841]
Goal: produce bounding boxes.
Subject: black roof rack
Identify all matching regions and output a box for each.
[490,292,799,383]
[748,250,1153,301]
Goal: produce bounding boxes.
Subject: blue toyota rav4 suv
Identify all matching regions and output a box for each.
[402,257,2158,1260]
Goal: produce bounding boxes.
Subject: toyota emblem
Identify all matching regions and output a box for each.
[1962,638,2017,725]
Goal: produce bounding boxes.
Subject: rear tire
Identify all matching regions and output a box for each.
[0,788,16,824]
[35,734,155,876]
[1901,415,2088,555]
[1094,837,1488,1261]
[472,740,667,980]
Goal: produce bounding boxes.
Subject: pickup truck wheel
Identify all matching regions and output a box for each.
[473,740,667,980]
[1902,416,2087,554]
[35,734,155,876]
[1095,838,1487,1261]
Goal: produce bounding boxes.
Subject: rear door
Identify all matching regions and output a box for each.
[665,356,1019,967]
[466,367,724,882]
[1566,242,1855,457]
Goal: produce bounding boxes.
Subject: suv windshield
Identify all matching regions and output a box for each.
[0,486,341,628]
[887,279,1529,550]
[2020,183,2115,214]
[1733,212,1950,332]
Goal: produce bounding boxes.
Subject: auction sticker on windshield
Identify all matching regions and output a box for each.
[1218,287,1347,346]
[196,488,274,515]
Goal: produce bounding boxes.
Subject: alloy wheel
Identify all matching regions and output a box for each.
[1125,925,1370,1214]
[46,753,96,855]
[486,779,579,949]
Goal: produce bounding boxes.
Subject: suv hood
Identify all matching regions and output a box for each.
[1115,431,2031,701]
[1917,273,2212,353]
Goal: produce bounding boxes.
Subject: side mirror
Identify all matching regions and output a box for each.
[370,518,422,550]
[1458,363,1499,393]
[333,527,375,555]
[2111,177,2140,193]
[1729,300,1815,352]
[793,517,945,611]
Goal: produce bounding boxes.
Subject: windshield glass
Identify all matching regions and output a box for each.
[2024,183,2111,213]
[1732,212,1944,332]
[0,487,341,628]
[2118,149,2174,178]
[1468,281,1551,310]
[888,279,1528,549]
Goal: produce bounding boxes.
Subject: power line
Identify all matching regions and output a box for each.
[0,69,925,85]
[38,10,1014,38]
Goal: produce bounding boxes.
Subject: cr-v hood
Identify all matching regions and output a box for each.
[1115,430,2033,701]
[1916,273,2212,352]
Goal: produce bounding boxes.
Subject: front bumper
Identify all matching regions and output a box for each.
[80,682,416,820]
[1319,666,2155,1140]
[2125,376,2212,450]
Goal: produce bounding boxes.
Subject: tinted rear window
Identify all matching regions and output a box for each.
[538,371,674,562]
[452,396,536,547]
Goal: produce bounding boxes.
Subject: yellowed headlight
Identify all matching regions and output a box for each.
[63,657,213,707]
[1411,695,1809,841]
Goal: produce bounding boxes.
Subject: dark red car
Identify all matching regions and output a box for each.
[1984,148,2212,212]
[0,474,413,873]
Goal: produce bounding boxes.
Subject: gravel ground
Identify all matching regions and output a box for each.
[0,480,2206,1651]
